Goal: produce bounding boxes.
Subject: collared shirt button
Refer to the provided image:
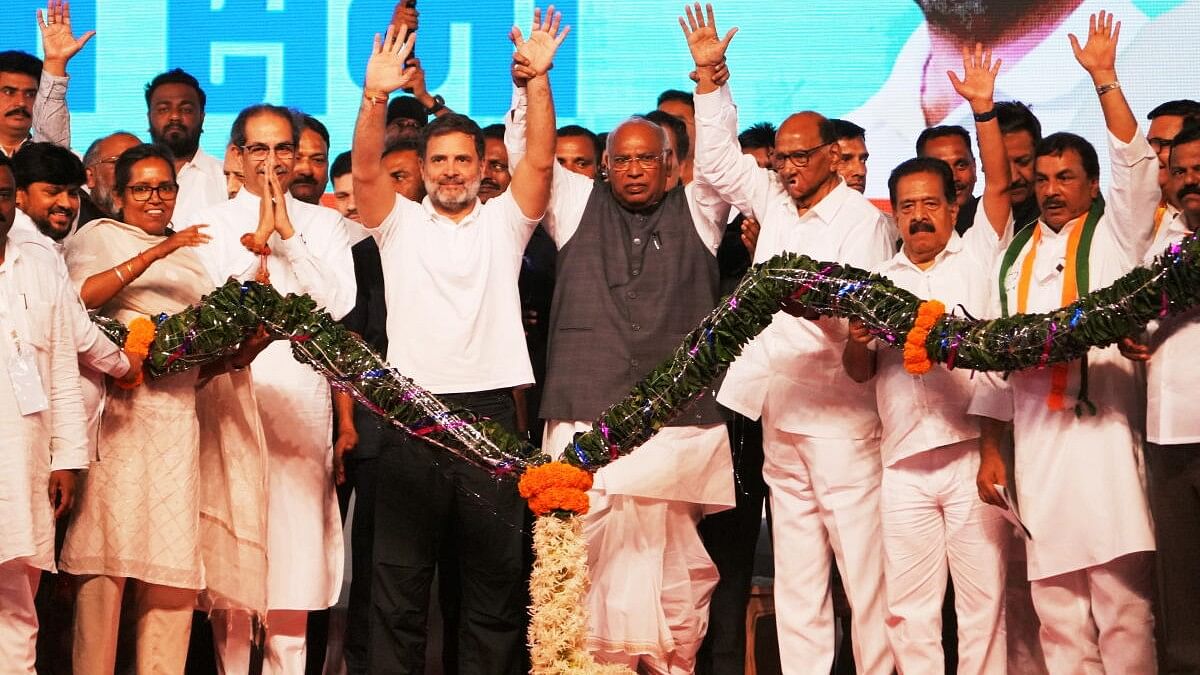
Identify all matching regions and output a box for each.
[631,323,641,331]
[632,268,641,276]
[633,237,642,246]
[627,290,638,299]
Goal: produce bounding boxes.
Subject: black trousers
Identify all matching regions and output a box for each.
[369,390,526,675]
[1146,442,1200,673]
[695,414,767,675]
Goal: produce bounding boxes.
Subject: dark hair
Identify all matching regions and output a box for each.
[657,89,694,110]
[418,114,484,160]
[1148,99,1200,120]
[0,51,42,81]
[738,122,776,150]
[229,104,299,148]
[144,68,206,108]
[82,131,140,167]
[557,124,601,159]
[830,119,866,141]
[995,101,1042,143]
[643,109,690,161]
[888,156,957,209]
[382,139,419,158]
[113,143,178,194]
[481,123,506,141]
[387,96,428,127]
[12,142,85,189]
[0,151,12,178]
[916,125,973,157]
[1036,132,1100,180]
[330,150,352,181]
[297,113,330,149]
[1169,122,1200,164]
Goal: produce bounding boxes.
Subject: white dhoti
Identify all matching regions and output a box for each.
[544,421,734,672]
[0,559,41,674]
[761,426,891,675]
[880,441,1008,674]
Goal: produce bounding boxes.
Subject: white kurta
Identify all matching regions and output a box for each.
[969,130,1160,581]
[1143,210,1200,444]
[172,147,229,226]
[0,237,89,572]
[185,189,356,609]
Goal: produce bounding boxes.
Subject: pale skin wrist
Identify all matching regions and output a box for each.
[42,59,67,77]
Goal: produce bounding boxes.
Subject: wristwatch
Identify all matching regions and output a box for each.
[424,94,446,116]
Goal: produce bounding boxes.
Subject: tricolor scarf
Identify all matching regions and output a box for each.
[998,197,1104,416]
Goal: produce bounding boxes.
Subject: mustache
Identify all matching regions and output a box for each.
[479,178,501,190]
[5,107,31,118]
[1177,185,1200,201]
[48,206,75,217]
[1041,196,1067,209]
[908,220,937,235]
[290,174,319,186]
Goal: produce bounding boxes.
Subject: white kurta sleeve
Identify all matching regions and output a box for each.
[273,211,357,320]
[48,276,89,470]
[1104,130,1160,268]
[684,178,732,252]
[693,83,775,220]
[966,253,1014,421]
[32,72,70,149]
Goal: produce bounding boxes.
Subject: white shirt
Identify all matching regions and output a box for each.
[694,83,895,439]
[374,192,538,394]
[1142,209,1200,444]
[848,0,1149,199]
[0,236,89,570]
[172,146,228,225]
[873,207,1008,467]
[968,128,1158,579]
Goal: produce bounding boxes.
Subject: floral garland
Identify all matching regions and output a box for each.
[91,231,1200,672]
[903,300,946,375]
[113,315,157,390]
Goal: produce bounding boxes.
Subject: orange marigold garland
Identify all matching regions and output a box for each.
[114,316,157,389]
[903,299,946,375]
[519,462,593,516]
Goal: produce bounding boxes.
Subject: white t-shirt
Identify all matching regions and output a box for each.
[372,192,538,394]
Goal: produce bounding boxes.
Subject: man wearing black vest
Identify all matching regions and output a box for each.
[504,88,735,674]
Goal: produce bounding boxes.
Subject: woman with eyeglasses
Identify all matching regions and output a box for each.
[57,142,259,673]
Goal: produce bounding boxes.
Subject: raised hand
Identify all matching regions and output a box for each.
[151,224,211,259]
[265,165,295,239]
[365,24,418,95]
[948,43,1001,110]
[390,1,419,32]
[1069,11,1121,79]
[404,57,428,96]
[38,0,96,73]
[679,3,737,68]
[510,6,570,78]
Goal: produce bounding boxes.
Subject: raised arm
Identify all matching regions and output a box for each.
[1070,11,1158,264]
[949,44,1010,238]
[352,25,417,228]
[680,3,737,96]
[507,7,569,221]
[33,1,94,148]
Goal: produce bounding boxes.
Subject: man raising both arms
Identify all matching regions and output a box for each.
[351,11,562,673]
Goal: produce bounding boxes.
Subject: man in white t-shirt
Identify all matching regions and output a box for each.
[349,15,563,673]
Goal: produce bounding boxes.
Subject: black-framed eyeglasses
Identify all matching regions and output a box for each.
[1148,136,1175,152]
[126,183,179,202]
[609,152,665,172]
[772,142,832,169]
[241,143,296,160]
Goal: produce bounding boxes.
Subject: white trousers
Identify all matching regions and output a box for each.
[1029,552,1156,675]
[0,559,41,674]
[761,427,891,675]
[881,443,1008,675]
[212,609,308,675]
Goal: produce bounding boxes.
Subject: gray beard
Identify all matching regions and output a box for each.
[915,0,1040,40]
[91,184,117,216]
[425,177,481,211]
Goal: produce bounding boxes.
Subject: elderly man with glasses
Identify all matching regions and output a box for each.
[684,5,896,673]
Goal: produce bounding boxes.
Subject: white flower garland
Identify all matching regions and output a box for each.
[528,514,635,674]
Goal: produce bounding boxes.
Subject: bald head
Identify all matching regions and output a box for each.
[606,117,669,157]
[773,111,840,209]
[84,132,142,215]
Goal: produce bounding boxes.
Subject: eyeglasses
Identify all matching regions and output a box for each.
[609,152,665,172]
[126,183,179,201]
[1148,136,1175,152]
[241,143,296,160]
[772,142,832,169]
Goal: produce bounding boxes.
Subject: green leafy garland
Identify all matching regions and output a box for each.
[95,232,1200,474]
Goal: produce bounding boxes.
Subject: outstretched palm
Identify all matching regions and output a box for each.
[679,3,737,68]
[38,0,95,64]
[948,43,1001,105]
[365,24,417,94]
[511,6,570,77]
[1069,10,1120,76]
